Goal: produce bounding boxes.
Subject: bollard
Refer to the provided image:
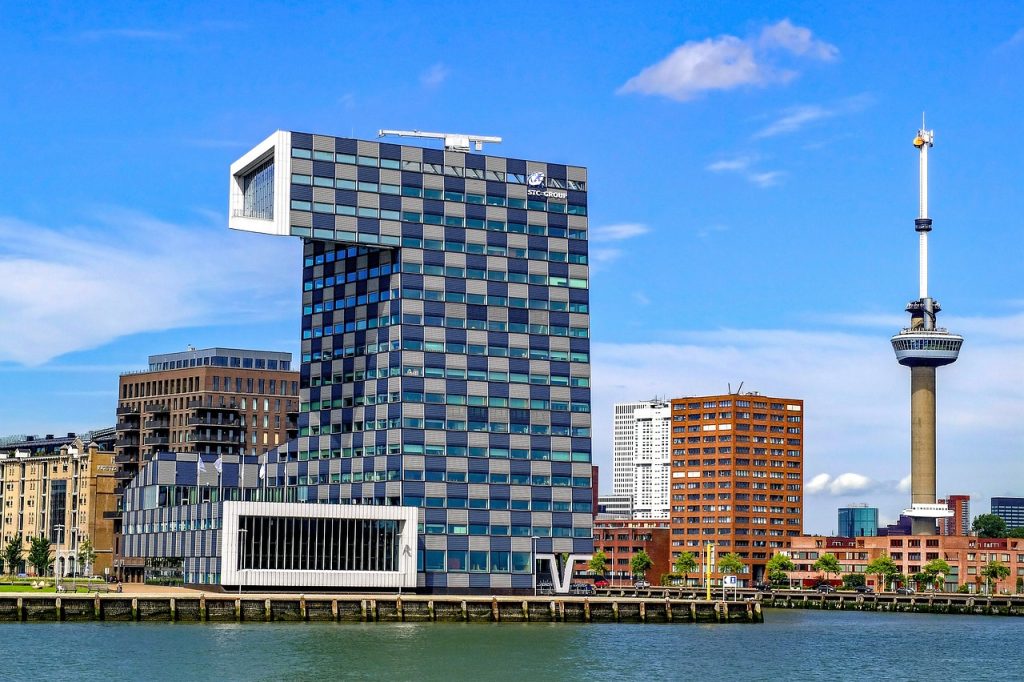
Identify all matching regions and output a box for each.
[170,598,176,622]
[331,599,338,622]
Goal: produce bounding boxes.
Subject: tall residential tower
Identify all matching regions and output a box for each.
[890,126,963,535]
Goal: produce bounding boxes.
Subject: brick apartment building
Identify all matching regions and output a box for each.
[668,393,804,582]
[587,518,670,585]
[790,534,1024,593]
[113,347,299,579]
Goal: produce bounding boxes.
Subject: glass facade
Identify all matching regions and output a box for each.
[242,158,275,220]
[837,506,878,537]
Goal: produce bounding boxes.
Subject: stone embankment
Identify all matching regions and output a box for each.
[0,593,762,624]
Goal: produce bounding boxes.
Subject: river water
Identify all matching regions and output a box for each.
[4,609,1021,680]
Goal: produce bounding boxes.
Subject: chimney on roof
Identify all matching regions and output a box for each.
[26,436,35,442]
[67,432,76,438]
[46,434,54,440]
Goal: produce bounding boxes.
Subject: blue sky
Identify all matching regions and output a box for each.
[2,2,1023,532]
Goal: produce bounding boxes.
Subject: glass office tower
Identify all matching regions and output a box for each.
[228,131,593,591]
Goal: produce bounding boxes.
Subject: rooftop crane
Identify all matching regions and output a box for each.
[377,129,502,153]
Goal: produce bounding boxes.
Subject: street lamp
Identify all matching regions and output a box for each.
[237,527,248,596]
[531,536,539,596]
[54,524,64,591]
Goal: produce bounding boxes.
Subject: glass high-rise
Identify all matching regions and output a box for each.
[837,505,878,537]
[228,130,594,591]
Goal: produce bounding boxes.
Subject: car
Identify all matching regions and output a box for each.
[570,582,595,596]
[593,577,609,589]
[895,587,915,595]
[753,582,773,592]
[854,585,875,594]
[634,579,651,589]
[817,584,836,593]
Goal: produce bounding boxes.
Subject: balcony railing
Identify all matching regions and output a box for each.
[144,403,170,413]
[187,416,242,428]
[116,405,140,416]
[115,420,139,431]
[190,432,244,444]
[144,419,171,430]
[143,435,169,446]
[188,399,240,411]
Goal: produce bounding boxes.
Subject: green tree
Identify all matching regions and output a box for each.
[842,573,866,589]
[28,536,52,577]
[1007,528,1024,539]
[766,552,796,585]
[972,514,1007,538]
[865,554,899,591]
[77,538,97,577]
[3,534,23,576]
[630,550,653,580]
[673,552,698,585]
[981,560,1010,594]
[813,553,842,582]
[588,550,607,577]
[1016,577,1023,595]
[717,552,745,576]
[922,558,951,591]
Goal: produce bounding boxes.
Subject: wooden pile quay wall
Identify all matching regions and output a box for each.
[0,594,762,624]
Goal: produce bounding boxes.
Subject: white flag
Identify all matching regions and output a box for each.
[197,458,207,474]
[213,456,223,474]
[259,463,266,480]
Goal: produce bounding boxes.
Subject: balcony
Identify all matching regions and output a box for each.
[116,405,140,416]
[115,434,140,447]
[103,510,121,520]
[144,419,171,430]
[143,435,169,446]
[144,403,170,414]
[189,398,240,411]
[187,415,242,428]
[114,469,136,481]
[115,420,140,431]
[190,432,244,444]
[114,453,135,465]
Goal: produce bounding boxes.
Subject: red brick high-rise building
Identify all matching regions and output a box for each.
[668,393,804,583]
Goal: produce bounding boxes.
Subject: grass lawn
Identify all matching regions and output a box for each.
[0,584,96,593]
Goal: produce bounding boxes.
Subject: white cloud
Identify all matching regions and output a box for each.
[753,95,873,139]
[806,473,832,494]
[420,63,450,88]
[829,473,873,495]
[619,19,837,101]
[0,210,299,366]
[758,19,839,61]
[706,157,754,173]
[753,104,834,139]
[898,475,912,492]
[707,156,783,187]
[590,223,650,242]
[749,171,784,187]
[589,314,1024,533]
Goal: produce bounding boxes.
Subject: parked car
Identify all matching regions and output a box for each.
[634,579,651,589]
[817,583,836,593]
[895,586,915,595]
[854,585,875,594]
[753,582,773,592]
[593,577,610,589]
